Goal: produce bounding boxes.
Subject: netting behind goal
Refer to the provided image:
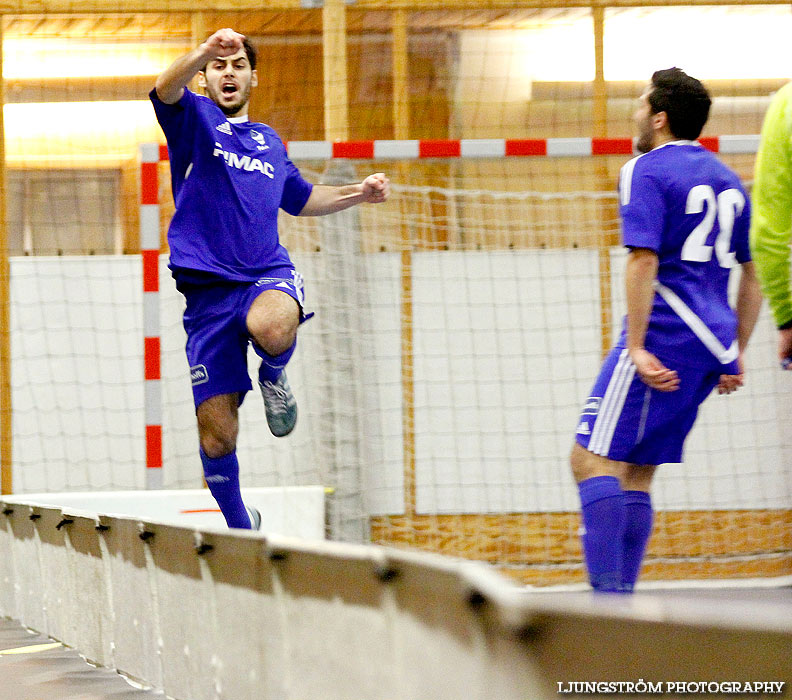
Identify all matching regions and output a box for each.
[5,5,792,586]
[10,151,791,585]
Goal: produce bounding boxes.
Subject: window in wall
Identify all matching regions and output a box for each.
[8,169,122,256]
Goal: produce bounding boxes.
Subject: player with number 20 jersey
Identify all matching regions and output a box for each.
[617,143,750,377]
[569,69,762,593]
[578,98,753,465]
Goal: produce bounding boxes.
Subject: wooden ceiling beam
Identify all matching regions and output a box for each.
[531,79,787,100]
[5,76,782,105]
[361,0,792,6]
[5,75,156,102]
[0,1,302,12]
[2,0,791,13]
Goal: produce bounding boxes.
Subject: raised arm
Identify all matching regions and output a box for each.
[155,28,246,104]
[298,173,390,216]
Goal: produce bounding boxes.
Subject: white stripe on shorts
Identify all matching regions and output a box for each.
[589,349,636,456]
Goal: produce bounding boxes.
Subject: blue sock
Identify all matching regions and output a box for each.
[200,449,251,529]
[578,476,627,592]
[621,490,653,591]
[254,341,296,384]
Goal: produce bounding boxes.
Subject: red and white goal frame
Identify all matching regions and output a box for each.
[139,134,760,490]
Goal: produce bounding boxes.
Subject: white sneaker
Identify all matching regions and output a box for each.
[259,371,297,437]
[246,506,262,531]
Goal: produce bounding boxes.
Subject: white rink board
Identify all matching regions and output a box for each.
[9,487,325,538]
[1,498,790,700]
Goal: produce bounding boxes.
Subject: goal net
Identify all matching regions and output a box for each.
[9,149,791,585]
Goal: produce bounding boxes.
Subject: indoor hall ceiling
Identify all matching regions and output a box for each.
[4,8,594,39]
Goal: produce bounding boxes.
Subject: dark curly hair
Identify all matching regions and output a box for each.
[648,68,711,141]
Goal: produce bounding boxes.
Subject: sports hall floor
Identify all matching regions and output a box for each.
[0,618,162,700]
[2,586,790,700]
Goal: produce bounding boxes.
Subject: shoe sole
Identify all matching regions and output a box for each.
[269,418,296,438]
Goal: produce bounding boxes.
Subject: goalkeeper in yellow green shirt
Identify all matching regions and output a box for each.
[751,82,792,368]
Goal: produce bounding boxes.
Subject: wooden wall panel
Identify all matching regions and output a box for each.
[372,509,792,587]
[247,35,452,141]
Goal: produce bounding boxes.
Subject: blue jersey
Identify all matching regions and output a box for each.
[150,88,313,281]
[618,141,751,371]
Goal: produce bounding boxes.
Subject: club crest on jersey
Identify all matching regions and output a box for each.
[582,397,601,416]
[213,142,274,178]
[250,130,270,151]
[190,364,209,386]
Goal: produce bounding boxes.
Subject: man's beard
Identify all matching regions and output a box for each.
[209,83,251,116]
[636,121,653,153]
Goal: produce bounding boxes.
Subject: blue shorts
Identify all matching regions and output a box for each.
[575,346,720,465]
[176,267,313,410]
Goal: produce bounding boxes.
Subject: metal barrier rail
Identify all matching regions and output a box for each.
[1,499,790,700]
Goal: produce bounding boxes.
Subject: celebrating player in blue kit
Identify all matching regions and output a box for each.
[151,28,390,529]
[570,69,763,592]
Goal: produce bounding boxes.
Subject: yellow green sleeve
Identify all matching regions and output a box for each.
[750,82,792,328]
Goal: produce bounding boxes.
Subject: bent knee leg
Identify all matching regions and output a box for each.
[197,395,239,457]
[253,323,297,357]
[247,291,300,356]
